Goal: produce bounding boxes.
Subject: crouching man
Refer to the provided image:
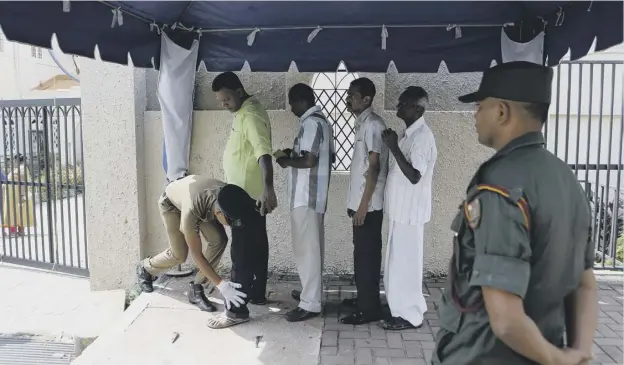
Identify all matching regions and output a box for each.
[136,174,258,329]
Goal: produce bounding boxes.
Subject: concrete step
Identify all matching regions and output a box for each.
[72,279,322,365]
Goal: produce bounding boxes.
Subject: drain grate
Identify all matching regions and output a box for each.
[0,336,75,365]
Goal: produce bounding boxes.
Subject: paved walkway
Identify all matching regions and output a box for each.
[0,265,620,365]
[0,263,124,365]
[0,262,124,338]
[318,275,623,365]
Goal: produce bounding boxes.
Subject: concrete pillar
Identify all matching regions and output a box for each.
[80,58,147,290]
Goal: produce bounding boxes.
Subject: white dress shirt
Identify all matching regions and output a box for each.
[385,117,437,224]
[347,107,389,212]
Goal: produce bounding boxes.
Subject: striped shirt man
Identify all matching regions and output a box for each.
[288,106,335,213]
[278,85,335,321]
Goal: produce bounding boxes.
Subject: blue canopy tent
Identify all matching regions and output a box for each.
[0,1,621,183]
[0,1,621,72]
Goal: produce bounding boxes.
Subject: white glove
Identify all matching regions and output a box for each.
[216,280,247,309]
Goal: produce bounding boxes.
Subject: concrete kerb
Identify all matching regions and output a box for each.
[71,293,152,364]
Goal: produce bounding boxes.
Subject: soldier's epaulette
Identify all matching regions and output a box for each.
[465,184,531,231]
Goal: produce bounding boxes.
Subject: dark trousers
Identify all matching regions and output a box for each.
[350,209,384,316]
[227,212,269,317]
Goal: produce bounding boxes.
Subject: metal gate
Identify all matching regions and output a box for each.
[0,98,87,276]
[545,60,623,271]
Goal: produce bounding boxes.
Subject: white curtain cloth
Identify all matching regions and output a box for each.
[501,28,545,65]
[158,33,199,182]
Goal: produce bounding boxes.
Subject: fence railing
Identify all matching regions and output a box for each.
[0,98,87,276]
[578,177,623,270]
[548,59,623,271]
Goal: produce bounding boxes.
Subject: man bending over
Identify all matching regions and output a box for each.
[137,175,258,329]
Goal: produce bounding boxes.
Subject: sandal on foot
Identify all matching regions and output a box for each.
[206,313,250,329]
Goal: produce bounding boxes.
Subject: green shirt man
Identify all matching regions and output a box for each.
[222,95,273,200]
[211,71,276,307]
[433,62,598,365]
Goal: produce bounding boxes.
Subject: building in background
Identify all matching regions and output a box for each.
[0,28,80,100]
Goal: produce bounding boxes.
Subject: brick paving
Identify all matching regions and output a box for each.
[318,275,624,365]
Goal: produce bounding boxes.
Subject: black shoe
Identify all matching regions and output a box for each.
[249,297,267,305]
[136,265,154,293]
[340,311,381,325]
[188,282,217,312]
[291,290,301,301]
[379,316,422,330]
[285,307,320,322]
[296,289,356,306]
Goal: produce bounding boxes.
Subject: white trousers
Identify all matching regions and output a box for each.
[291,206,325,313]
[384,220,427,327]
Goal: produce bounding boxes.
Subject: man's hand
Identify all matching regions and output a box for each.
[547,348,591,365]
[381,128,399,150]
[352,205,367,226]
[216,280,247,310]
[282,148,293,156]
[276,157,290,168]
[258,186,278,215]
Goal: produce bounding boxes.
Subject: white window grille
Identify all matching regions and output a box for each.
[311,62,359,171]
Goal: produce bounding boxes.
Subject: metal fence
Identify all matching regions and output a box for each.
[0,98,87,276]
[546,60,623,271]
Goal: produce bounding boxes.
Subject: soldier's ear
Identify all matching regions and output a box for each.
[498,101,512,125]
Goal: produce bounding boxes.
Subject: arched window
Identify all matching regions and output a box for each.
[311,62,359,171]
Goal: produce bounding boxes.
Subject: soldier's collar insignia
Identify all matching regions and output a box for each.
[465,198,482,229]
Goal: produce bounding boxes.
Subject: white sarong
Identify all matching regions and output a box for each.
[383,220,427,327]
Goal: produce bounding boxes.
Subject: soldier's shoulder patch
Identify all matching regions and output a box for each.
[465,198,482,229]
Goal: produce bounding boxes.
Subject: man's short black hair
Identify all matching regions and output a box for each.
[521,102,550,124]
[212,71,244,92]
[288,83,316,106]
[350,78,376,100]
[217,184,256,227]
[401,86,428,104]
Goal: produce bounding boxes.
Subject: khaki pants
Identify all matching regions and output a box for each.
[143,194,227,286]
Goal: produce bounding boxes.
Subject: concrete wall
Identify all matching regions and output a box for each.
[140,63,491,279]
[81,59,147,290]
[76,42,624,290]
[81,56,624,289]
